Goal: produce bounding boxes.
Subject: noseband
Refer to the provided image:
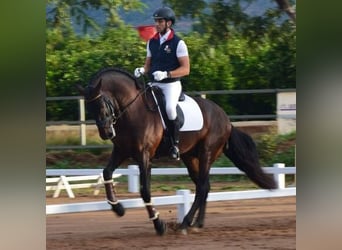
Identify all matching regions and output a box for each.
[98,96,117,126]
[85,93,117,138]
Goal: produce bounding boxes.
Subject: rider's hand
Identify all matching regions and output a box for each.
[134,67,145,78]
[153,71,168,81]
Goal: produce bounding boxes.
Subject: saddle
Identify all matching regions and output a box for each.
[149,86,204,158]
[149,85,204,132]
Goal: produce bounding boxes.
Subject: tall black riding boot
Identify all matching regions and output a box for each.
[169,117,180,160]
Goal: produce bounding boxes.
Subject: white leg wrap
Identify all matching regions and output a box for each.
[103,179,113,184]
[149,211,160,221]
[144,202,153,206]
[107,200,119,205]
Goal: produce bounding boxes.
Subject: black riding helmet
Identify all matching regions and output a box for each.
[152,7,176,25]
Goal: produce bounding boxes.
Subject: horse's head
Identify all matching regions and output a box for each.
[76,80,117,140]
[76,67,145,140]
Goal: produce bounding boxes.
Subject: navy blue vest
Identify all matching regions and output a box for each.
[148,31,181,83]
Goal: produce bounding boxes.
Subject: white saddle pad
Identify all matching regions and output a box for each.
[178,94,203,131]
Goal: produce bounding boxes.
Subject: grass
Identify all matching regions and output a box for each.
[46,125,112,146]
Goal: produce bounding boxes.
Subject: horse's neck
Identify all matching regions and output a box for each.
[103,79,135,100]
[104,81,143,120]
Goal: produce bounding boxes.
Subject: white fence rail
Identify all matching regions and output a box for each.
[46,163,296,221]
[46,174,122,198]
[46,188,296,222]
[46,163,296,193]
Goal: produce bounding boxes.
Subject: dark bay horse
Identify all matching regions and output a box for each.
[76,67,276,235]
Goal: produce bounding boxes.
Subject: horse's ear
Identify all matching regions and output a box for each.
[75,84,85,95]
[95,79,102,92]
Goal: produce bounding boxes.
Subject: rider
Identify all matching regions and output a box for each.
[134,6,190,160]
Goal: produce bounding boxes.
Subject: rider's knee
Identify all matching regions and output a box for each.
[166,108,177,120]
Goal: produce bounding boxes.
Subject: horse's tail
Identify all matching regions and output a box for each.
[224,125,277,190]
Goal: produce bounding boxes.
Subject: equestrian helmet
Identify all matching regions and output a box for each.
[152,7,176,24]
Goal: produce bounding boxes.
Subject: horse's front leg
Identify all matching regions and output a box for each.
[103,149,125,216]
[139,158,167,236]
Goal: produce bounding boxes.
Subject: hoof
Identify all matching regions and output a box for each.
[154,219,167,236]
[111,202,125,217]
[177,223,188,235]
[189,226,202,233]
[180,229,188,235]
[178,220,190,234]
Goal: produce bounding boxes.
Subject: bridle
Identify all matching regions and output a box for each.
[86,87,151,138]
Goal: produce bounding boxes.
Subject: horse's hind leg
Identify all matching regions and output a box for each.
[191,153,211,230]
[178,157,199,230]
[103,148,126,216]
[192,175,210,229]
[193,143,226,229]
[181,176,210,232]
[180,155,211,232]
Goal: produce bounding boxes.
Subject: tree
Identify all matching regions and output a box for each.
[46,0,296,120]
[164,0,295,44]
[274,0,296,22]
[46,26,147,120]
[46,0,145,35]
[161,0,296,117]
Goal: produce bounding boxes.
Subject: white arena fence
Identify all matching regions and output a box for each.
[46,174,122,198]
[46,163,296,222]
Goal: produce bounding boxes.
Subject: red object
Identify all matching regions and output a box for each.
[136,25,156,42]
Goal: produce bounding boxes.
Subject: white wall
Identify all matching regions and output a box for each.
[277,92,296,134]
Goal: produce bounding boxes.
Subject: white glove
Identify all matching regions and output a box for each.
[134,67,145,78]
[153,71,168,81]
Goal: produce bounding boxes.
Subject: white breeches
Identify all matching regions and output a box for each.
[151,80,182,120]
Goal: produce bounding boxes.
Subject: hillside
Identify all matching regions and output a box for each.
[120,0,279,32]
[48,0,280,34]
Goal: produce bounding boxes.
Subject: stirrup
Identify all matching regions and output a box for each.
[170,145,180,160]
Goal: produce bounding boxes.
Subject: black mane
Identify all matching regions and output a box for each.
[89,67,143,90]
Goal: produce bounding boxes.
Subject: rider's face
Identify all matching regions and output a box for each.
[154,19,170,34]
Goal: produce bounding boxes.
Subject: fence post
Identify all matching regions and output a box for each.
[177,189,191,223]
[273,163,285,189]
[128,165,139,193]
[79,98,86,145]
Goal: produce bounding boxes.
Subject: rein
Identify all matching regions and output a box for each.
[86,93,102,103]
[86,86,151,125]
[113,87,149,123]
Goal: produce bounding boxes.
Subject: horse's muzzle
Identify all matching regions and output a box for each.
[98,124,116,140]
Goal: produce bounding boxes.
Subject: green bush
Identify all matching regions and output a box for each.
[255,130,296,167]
[46,24,296,121]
